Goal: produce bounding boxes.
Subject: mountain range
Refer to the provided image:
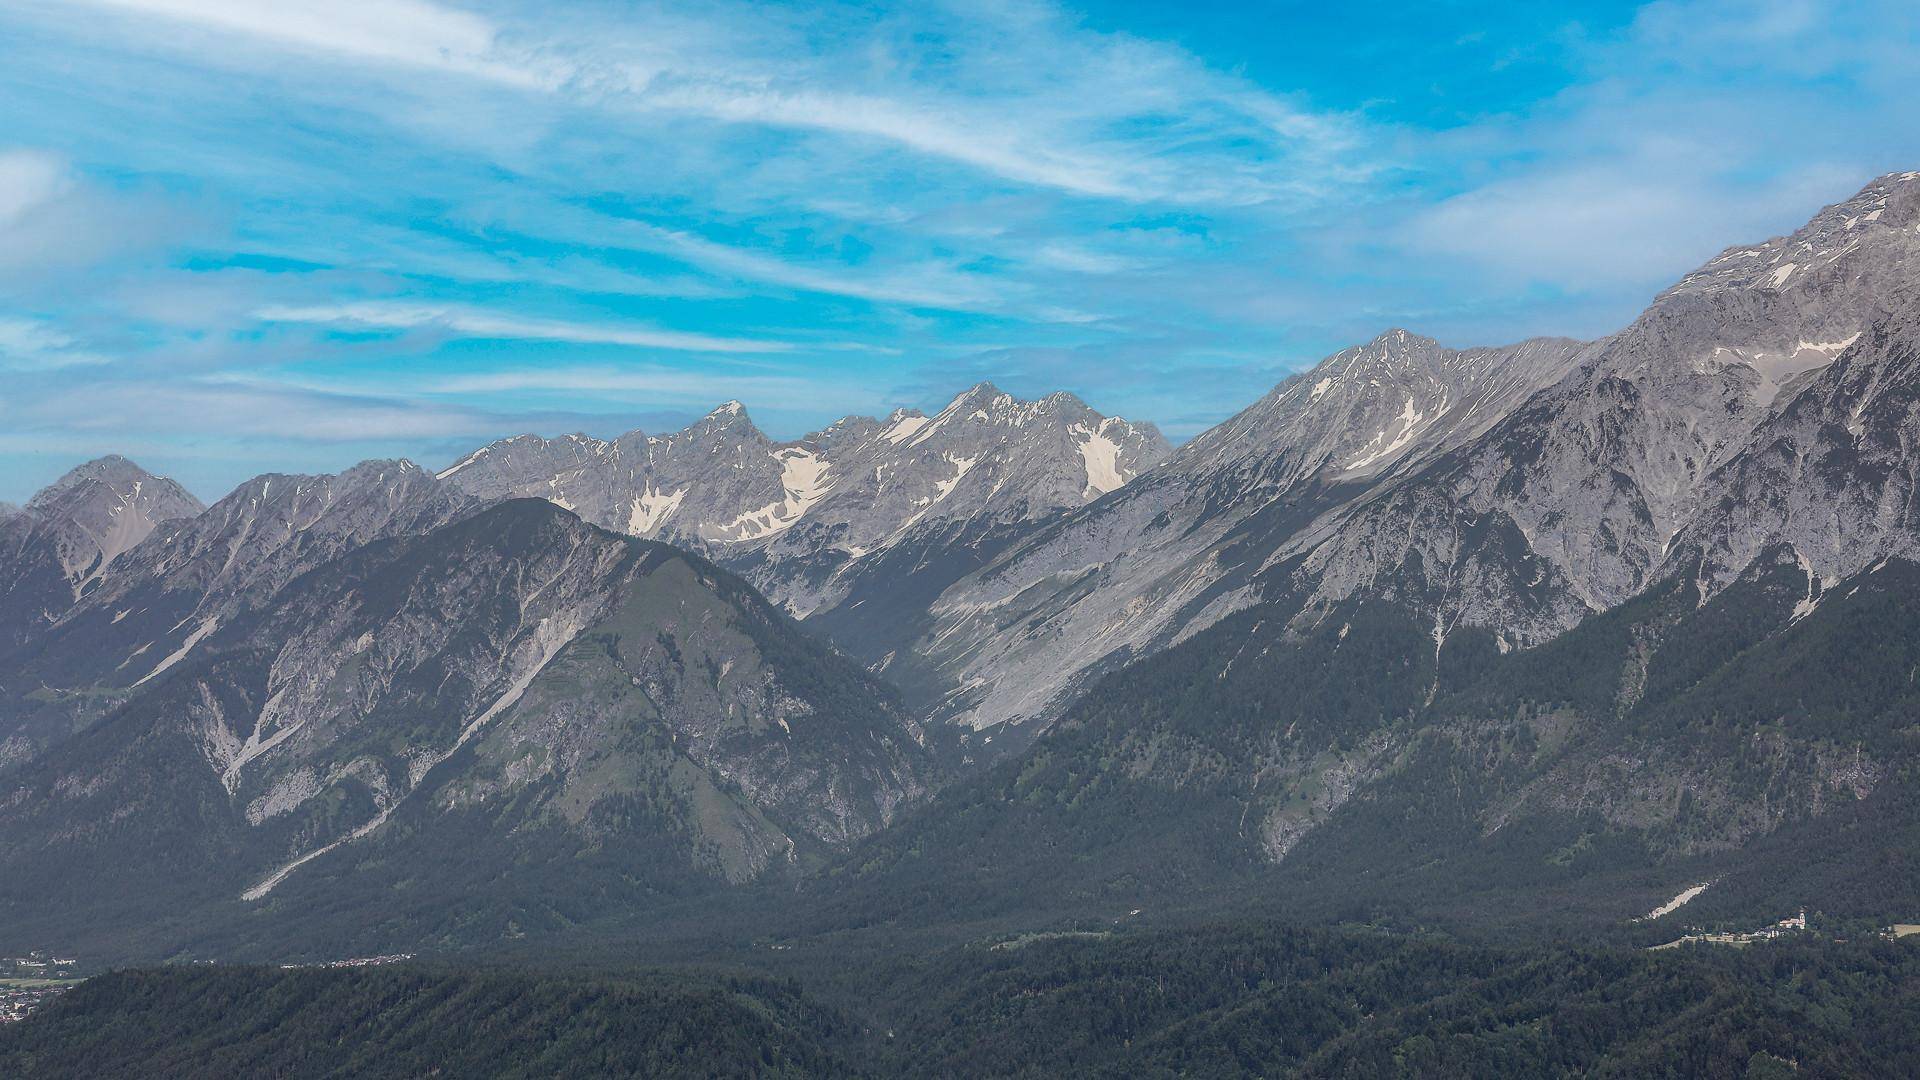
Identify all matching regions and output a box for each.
[4,171,1920,960]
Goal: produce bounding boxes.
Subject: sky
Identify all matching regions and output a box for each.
[2,0,1918,503]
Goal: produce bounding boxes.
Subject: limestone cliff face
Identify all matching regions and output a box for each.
[1296,172,1920,649]
[435,388,1170,629]
[901,173,1920,735]
[0,499,932,926]
[0,455,202,653]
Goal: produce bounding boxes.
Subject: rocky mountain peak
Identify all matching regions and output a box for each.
[912,327,1584,733]
[25,455,201,519]
[952,380,1006,404]
[336,457,433,487]
[1630,171,1920,402]
[1044,386,1105,411]
[429,383,1169,627]
[682,400,766,442]
[102,457,472,614]
[13,455,204,592]
[1669,172,1920,301]
[29,454,143,502]
[1346,327,1443,366]
[1282,171,1920,664]
[0,455,205,656]
[910,383,1149,446]
[1179,329,1580,486]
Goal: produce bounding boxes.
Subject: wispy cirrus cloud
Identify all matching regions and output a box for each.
[254,300,793,354]
[4,0,1919,503]
[428,364,875,412]
[78,0,555,87]
[50,0,1369,206]
[0,148,193,285]
[0,316,110,371]
[566,216,1012,312]
[0,149,71,225]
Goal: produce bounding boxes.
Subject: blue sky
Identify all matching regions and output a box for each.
[2,0,1918,502]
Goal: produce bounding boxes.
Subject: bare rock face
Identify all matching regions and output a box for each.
[1295,171,1920,648]
[0,460,474,773]
[0,500,932,939]
[909,332,1586,731]
[0,456,203,651]
[1670,305,1920,601]
[435,387,1170,618]
[8,460,470,692]
[904,172,1920,735]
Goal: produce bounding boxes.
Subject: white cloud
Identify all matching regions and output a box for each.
[0,147,195,284]
[254,301,790,353]
[638,80,1146,201]
[0,316,110,370]
[603,219,1006,310]
[429,364,872,411]
[1394,0,1920,297]
[14,375,491,441]
[1030,243,1145,275]
[80,0,552,87]
[50,0,1367,205]
[0,150,71,226]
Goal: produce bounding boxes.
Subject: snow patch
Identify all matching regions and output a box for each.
[1344,398,1427,471]
[1796,334,1860,356]
[712,447,833,542]
[626,486,686,535]
[1077,428,1125,497]
[1737,333,1860,404]
[932,454,976,503]
[881,414,930,444]
[435,445,490,480]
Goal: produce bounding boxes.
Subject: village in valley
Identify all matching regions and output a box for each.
[1,950,417,1025]
[0,953,82,1025]
[1651,910,1812,951]
[1636,882,1920,951]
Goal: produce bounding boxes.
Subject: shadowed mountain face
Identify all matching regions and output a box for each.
[817,552,1920,937]
[0,499,933,954]
[0,460,473,772]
